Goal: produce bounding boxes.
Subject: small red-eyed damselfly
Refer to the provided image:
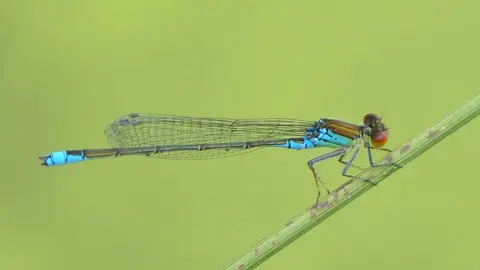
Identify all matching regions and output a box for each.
[39,113,402,202]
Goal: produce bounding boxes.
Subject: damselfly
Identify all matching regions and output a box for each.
[40,113,402,201]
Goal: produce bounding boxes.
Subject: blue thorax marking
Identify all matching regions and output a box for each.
[273,123,354,150]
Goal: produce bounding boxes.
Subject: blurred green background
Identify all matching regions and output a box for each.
[1,0,479,269]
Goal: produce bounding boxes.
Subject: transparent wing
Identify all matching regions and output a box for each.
[104,113,316,160]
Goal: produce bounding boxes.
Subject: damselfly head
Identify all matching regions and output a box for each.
[363,113,382,127]
[363,113,389,147]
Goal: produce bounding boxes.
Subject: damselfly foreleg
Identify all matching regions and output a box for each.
[364,140,403,169]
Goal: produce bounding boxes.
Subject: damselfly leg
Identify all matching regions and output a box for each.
[308,140,403,203]
[337,144,377,185]
[308,147,351,203]
[364,140,403,169]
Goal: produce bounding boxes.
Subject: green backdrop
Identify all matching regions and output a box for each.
[1,0,479,269]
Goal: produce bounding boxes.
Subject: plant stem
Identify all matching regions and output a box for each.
[221,94,480,270]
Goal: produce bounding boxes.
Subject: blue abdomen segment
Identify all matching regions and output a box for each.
[41,150,88,166]
[274,128,353,150]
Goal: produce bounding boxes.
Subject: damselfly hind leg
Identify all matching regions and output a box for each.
[307,148,349,203]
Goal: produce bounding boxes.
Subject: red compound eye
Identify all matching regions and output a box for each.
[371,130,389,147]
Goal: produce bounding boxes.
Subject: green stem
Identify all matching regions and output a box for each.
[221,94,480,270]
